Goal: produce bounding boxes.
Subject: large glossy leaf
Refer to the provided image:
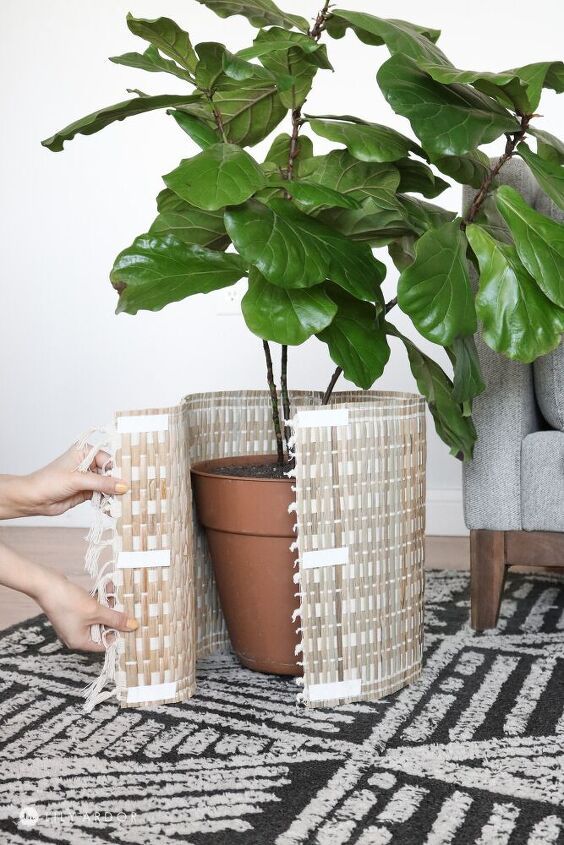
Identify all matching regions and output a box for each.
[397,220,476,345]
[41,94,203,151]
[194,42,256,91]
[302,149,401,200]
[239,27,332,69]
[466,223,564,362]
[518,142,564,211]
[398,195,457,235]
[308,118,419,163]
[377,54,519,157]
[150,189,229,250]
[326,10,445,62]
[126,15,198,73]
[242,268,337,344]
[318,287,390,389]
[496,185,564,308]
[269,179,360,209]
[387,324,476,459]
[109,45,193,82]
[394,158,449,198]
[168,110,218,148]
[529,126,564,166]
[259,43,317,109]
[178,72,286,146]
[194,0,309,33]
[432,150,491,189]
[447,335,486,414]
[111,234,246,314]
[164,143,265,211]
[263,133,314,173]
[224,198,385,300]
[421,61,564,113]
[318,196,408,246]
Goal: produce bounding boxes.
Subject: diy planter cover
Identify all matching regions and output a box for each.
[82,390,426,711]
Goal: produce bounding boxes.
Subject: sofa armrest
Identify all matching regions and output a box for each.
[462,159,541,530]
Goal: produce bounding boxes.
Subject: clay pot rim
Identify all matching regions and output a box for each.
[190,454,293,484]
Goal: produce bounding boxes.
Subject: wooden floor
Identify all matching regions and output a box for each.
[0,527,470,630]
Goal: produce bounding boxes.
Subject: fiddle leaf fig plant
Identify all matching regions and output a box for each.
[42,2,564,465]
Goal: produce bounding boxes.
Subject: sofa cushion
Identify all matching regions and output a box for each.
[534,343,564,431]
[532,189,564,431]
[521,431,564,531]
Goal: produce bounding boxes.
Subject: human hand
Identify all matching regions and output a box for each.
[0,444,129,519]
[37,570,137,652]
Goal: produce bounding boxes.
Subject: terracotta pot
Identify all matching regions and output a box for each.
[190,455,302,676]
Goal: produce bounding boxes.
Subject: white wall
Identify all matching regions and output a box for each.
[0,0,562,534]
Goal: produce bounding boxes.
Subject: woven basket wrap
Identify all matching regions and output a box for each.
[86,390,425,710]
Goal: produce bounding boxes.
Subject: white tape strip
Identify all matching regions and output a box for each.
[126,681,177,704]
[293,409,349,429]
[308,678,362,702]
[117,550,171,569]
[117,414,169,434]
[301,546,349,570]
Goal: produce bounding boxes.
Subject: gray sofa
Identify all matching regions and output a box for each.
[462,159,564,629]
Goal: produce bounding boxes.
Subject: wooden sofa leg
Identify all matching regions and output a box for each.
[470,530,507,631]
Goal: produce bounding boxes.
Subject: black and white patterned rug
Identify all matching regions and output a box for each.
[1,570,563,845]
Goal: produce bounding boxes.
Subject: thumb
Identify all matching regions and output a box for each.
[75,472,129,497]
[97,605,139,633]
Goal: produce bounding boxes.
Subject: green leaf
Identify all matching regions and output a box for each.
[394,158,449,198]
[177,72,286,146]
[194,0,309,33]
[194,42,256,91]
[269,179,360,209]
[168,110,218,149]
[466,223,564,362]
[318,196,408,246]
[447,335,486,413]
[528,126,564,166]
[109,44,193,82]
[111,234,246,314]
[164,143,266,211]
[420,61,564,113]
[432,150,491,189]
[388,235,417,271]
[397,220,476,345]
[41,93,203,151]
[150,189,230,250]
[496,184,564,308]
[518,142,564,210]
[326,10,444,62]
[302,149,401,200]
[239,27,333,69]
[308,118,420,163]
[263,133,314,173]
[224,198,386,300]
[387,323,476,460]
[318,287,390,389]
[126,15,198,73]
[242,267,337,344]
[377,54,519,157]
[259,42,317,109]
[398,195,457,235]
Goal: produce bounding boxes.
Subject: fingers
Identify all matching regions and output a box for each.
[93,450,112,472]
[96,605,138,633]
[75,472,129,497]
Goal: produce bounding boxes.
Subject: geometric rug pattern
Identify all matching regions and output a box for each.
[0,570,563,844]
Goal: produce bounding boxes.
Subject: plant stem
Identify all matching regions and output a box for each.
[263,340,285,464]
[281,345,291,447]
[322,366,342,405]
[464,113,531,225]
[206,94,228,143]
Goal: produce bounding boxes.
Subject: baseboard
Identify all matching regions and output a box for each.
[3,489,468,536]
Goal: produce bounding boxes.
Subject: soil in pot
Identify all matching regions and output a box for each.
[191,454,302,676]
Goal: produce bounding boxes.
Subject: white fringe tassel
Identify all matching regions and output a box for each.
[74,426,120,712]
